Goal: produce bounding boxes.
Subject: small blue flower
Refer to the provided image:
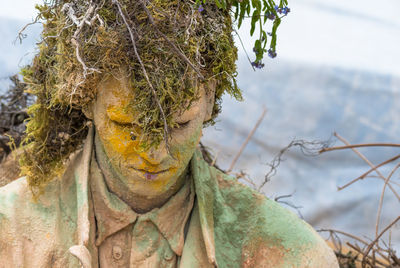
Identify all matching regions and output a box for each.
[275,5,285,14]
[282,7,291,15]
[198,5,204,12]
[251,61,265,69]
[268,48,277,59]
[265,11,275,20]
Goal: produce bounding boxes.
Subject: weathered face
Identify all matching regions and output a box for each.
[91,73,214,197]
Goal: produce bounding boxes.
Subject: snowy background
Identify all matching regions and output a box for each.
[2,0,400,249]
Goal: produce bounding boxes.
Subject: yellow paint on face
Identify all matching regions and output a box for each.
[106,86,138,124]
[99,119,190,193]
[92,75,209,197]
[106,106,136,124]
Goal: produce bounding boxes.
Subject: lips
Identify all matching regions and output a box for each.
[128,167,169,180]
[145,173,158,180]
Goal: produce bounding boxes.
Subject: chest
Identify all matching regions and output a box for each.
[96,220,177,268]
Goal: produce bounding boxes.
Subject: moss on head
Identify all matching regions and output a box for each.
[21,0,240,190]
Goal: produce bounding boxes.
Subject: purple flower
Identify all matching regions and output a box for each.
[251,61,265,69]
[275,5,285,14]
[268,48,277,59]
[198,5,204,12]
[265,11,275,20]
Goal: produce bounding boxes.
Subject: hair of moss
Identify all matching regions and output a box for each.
[21,0,241,191]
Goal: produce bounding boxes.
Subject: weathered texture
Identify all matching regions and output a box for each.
[0,130,338,267]
[0,151,21,187]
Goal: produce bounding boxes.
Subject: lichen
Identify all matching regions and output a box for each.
[20,0,240,191]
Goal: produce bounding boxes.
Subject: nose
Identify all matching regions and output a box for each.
[139,142,169,166]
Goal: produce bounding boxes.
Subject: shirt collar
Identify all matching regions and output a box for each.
[89,149,195,256]
[190,149,218,267]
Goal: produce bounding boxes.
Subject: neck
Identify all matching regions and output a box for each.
[94,133,187,213]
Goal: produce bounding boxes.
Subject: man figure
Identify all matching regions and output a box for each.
[0,0,338,267]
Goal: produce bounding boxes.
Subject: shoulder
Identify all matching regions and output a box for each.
[0,177,33,221]
[0,177,58,260]
[0,176,59,230]
[0,174,79,267]
[0,149,83,232]
[212,168,338,267]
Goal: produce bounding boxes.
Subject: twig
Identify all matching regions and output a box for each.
[15,17,42,44]
[333,133,400,202]
[227,107,267,172]
[329,230,343,252]
[140,0,204,80]
[375,162,400,238]
[319,229,370,246]
[234,29,255,71]
[112,0,171,153]
[211,150,220,167]
[320,143,400,153]
[62,2,101,76]
[256,139,329,192]
[362,216,400,267]
[390,250,400,265]
[321,133,400,267]
[346,243,389,267]
[337,154,400,190]
[334,132,400,244]
[235,171,258,189]
[274,192,303,218]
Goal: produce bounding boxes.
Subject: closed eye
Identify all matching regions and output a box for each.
[111,120,130,126]
[175,120,191,129]
[110,119,136,129]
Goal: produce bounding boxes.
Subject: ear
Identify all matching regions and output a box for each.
[82,103,94,120]
[204,79,216,122]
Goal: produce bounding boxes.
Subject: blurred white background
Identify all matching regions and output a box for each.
[2,0,400,249]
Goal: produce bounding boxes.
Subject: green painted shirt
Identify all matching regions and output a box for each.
[0,129,338,267]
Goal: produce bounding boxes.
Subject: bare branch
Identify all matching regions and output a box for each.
[258,138,331,192]
[345,243,389,267]
[274,192,303,218]
[210,150,220,167]
[233,29,255,71]
[337,154,400,191]
[318,229,370,246]
[362,216,400,267]
[15,18,42,44]
[234,171,258,189]
[333,133,400,202]
[375,162,400,239]
[320,143,400,153]
[228,107,267,172]
[332,133,400,244]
